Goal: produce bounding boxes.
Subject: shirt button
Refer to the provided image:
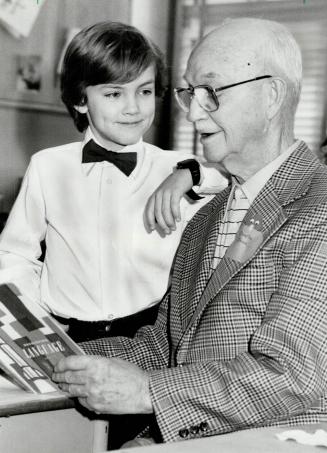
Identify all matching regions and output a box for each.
[106,178,112,184]
[107,314,114,320]
[105,325,110,332]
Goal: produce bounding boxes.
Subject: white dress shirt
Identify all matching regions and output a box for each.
[0,130,227,321]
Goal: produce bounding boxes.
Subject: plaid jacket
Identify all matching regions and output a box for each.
[83,141,327,442]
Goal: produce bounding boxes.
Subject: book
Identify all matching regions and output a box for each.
[0,284,83,394]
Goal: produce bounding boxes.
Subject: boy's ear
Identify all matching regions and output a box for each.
[74,104,88,114]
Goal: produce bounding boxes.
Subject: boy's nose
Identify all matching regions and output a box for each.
[186,97,209,123]
[124,95,140,114]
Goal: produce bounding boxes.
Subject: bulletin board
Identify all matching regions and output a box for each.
[0,0,131,113]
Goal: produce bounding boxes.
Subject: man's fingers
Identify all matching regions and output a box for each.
[54,355,89,372]
[78,397,96,412]
[52,369,86,385]
[58,382,88,397]
[78,397,108,415]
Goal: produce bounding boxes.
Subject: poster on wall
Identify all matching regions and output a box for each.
[0,0,46,39]
[16,54,42,93]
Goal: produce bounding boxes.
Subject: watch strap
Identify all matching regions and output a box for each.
[176,159,204,201]
[185,189,204,201]
[176,159,201,186]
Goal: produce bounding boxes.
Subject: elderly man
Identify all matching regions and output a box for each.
[53,17,327,445]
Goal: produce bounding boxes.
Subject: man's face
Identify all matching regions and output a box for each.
[184,34,271,178]
[75,65,156,151]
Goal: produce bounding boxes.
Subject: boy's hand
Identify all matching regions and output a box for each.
[145,169,193,234]
[52,355,153,415]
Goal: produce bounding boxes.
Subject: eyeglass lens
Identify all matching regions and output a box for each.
[176,87,218,112]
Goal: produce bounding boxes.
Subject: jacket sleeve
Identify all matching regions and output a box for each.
[147,213,327,442]
[0,157,46,302]
[80,290,171,372]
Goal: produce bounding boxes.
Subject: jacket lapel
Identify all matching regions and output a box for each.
[181,142,321,334]
[176,187,230,333]
[189,180,287,326]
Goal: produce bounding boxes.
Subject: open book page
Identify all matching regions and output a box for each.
[0,284,83,393]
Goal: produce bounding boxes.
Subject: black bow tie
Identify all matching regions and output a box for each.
[82,139,137,176]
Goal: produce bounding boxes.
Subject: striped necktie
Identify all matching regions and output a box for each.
[210,184,250,272]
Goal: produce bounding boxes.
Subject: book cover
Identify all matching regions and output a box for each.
[0,284,83,393]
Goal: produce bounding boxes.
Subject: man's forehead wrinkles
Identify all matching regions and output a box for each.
[203,72,219,80]
[185,62,222,83]
[194,42,260,71]
[191,70,220,80]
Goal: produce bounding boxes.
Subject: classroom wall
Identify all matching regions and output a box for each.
[0,108,80,212]
[131,0,172,148]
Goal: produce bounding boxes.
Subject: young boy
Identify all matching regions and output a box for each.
[0,22,226,344]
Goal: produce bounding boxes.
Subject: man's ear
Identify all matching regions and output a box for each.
[74,103,88,114]
[266,77,287,120]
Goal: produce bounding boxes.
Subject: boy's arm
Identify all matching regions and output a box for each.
[145,159,228,234]
[0,159,46,301]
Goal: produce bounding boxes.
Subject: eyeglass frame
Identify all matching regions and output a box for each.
[174,75,273,112]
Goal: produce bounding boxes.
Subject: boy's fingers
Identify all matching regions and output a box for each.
[162,192,176,230]
[145,196,156,230]
[154,193,169,233]
[170,194,182,223]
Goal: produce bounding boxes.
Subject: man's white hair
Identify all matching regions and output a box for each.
[221,18,302,138]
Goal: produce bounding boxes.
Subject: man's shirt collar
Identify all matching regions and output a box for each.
[237,140,300,203]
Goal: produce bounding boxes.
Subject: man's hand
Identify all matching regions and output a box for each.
[145,169,192,234]
[52,355,153,415]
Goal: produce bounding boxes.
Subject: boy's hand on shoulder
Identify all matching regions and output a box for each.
[145,169,193,235]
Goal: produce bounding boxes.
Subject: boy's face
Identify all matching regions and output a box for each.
[75,65,156,151]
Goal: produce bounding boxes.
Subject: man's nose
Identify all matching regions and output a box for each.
[186,96,208,123]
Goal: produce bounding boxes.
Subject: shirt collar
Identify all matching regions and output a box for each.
[237,140,300,203]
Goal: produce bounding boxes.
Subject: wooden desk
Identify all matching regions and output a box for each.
[117,424,327,453]
[0,374,108,453]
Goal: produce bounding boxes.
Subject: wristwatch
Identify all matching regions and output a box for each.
[176,159,201,185]
[176,159,203,200]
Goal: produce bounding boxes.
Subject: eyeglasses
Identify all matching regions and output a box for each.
[174,75,272,113]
